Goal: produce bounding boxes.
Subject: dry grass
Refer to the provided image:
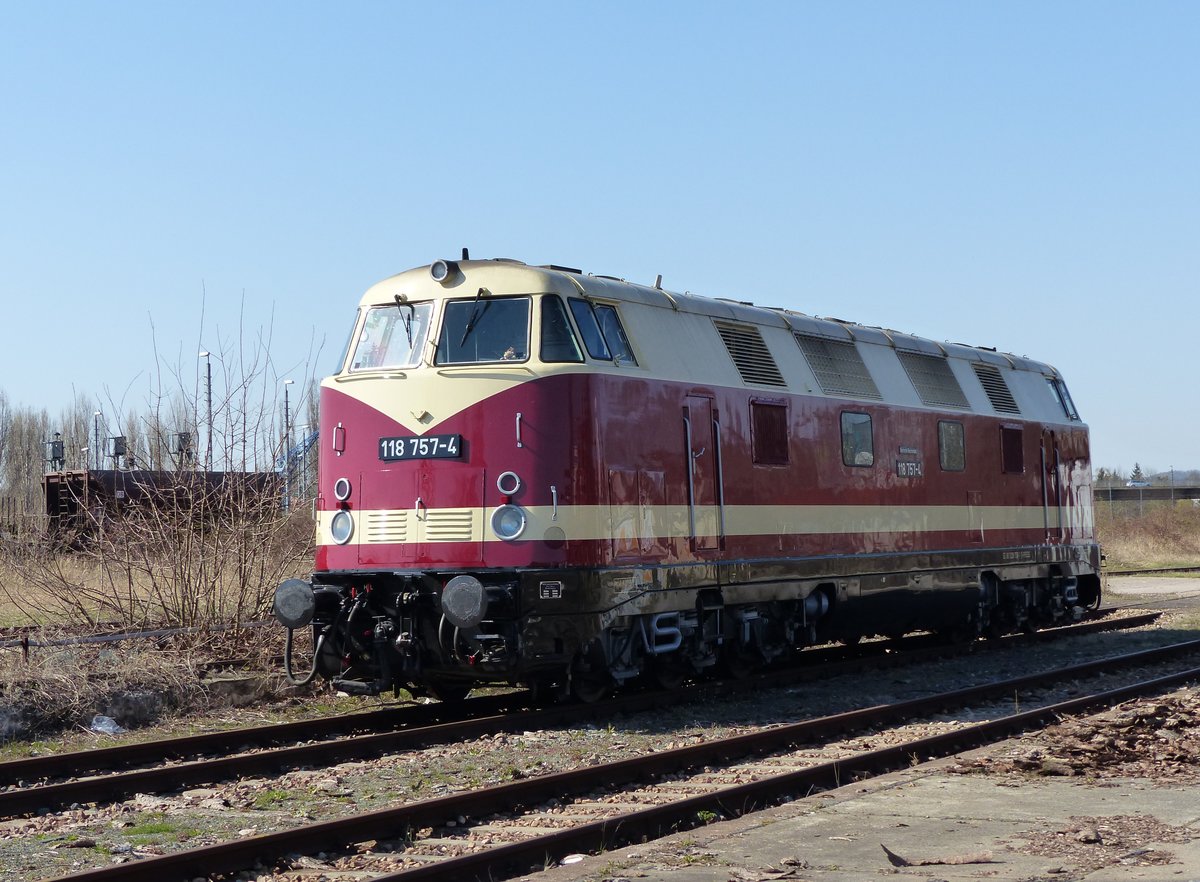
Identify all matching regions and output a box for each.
[1095,501,1200,570]
[0,623,293,742]
[0,639,203,737]
[0,499,313,741]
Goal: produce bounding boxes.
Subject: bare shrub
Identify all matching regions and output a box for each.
[0,309,320,632]
[0,479,311,630]
[0,634,206,735]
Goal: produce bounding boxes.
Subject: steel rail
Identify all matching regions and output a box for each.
[0,611,1158,819]
[386,661,1200,882]
[0,691,528,786]
[0,611,1160,818]
[41,636,1200,882]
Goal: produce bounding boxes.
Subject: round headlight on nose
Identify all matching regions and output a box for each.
[330,509,355,545]
[333,477,352,501]
[490,504,526,541]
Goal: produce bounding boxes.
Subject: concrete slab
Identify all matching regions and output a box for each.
[529,757,1200,882]
[1106,575,1200,598]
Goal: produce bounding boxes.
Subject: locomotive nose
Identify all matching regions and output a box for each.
[273,578,316,629]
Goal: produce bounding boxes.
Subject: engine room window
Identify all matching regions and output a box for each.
[1001,425,1024,473]
[751,400,789,465]
[539,295,584,363]
[841,411,874,467]
[938,420,965,471]
[349,301,434,371]
[568,298,638,365]
[436,296,531,365]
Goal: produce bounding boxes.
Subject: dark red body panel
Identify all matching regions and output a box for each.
[315,372,1093,572]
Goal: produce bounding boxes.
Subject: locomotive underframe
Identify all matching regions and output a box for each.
[288,541,1101,699]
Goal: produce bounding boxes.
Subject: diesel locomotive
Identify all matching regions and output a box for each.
[272,255,1101,701]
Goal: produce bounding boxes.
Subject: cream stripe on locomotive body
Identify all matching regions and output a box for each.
[279,257,1101,698]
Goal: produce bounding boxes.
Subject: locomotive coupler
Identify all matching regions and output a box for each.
[332,619,400,697]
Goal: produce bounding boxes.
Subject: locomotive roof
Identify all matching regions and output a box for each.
[362,258,1062,380]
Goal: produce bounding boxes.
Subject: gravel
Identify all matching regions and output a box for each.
[2,603,1198,880]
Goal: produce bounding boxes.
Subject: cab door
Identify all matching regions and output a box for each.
[1042,429,1063,543]
[684,395,722,551]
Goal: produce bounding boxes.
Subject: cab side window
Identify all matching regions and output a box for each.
[594,304,637,364]
[540,295,584,363]
[568,298,638,365]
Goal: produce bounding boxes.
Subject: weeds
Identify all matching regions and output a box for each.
[1096,502,1200,569]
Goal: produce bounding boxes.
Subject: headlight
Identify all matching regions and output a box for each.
[333,477,352,501]
[490,504,526,540]
[430,259,459,283]
[273,579,316,629]
[330,509,355,544]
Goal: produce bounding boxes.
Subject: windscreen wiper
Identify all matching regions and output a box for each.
[394,295,414,347]
[459,287,490,347]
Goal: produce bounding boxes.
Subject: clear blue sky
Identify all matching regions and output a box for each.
[2,2,1196,474]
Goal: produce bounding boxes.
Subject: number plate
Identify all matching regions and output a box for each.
[378,434,462,461]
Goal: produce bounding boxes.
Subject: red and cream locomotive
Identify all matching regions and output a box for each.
[273,255,1101,700]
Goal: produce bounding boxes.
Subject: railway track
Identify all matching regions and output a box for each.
[0,611,1158,820]
[37,634,1200,882]
[1107,564,1200,577]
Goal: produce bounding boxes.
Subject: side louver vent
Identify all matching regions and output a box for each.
[364,511,408,543]
[898,352,970,408]
[424,509,476,542]
[714,322,787,387]
[795,334,882,400]
[972,362,1021,414]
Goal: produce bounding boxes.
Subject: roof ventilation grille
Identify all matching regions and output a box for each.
[898,352,970,409]
[795,334,882,400]
[972,362,1021,414]
[714,322,787,387]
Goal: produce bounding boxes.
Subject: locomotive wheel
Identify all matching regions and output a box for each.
[936,625,975,645]
[571,676,610,703]
[426,680,471,703]
[719,649,757,680]
[569,640,612,703]
[648,658,689,691]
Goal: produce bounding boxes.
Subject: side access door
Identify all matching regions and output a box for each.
[683,394,724,551]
